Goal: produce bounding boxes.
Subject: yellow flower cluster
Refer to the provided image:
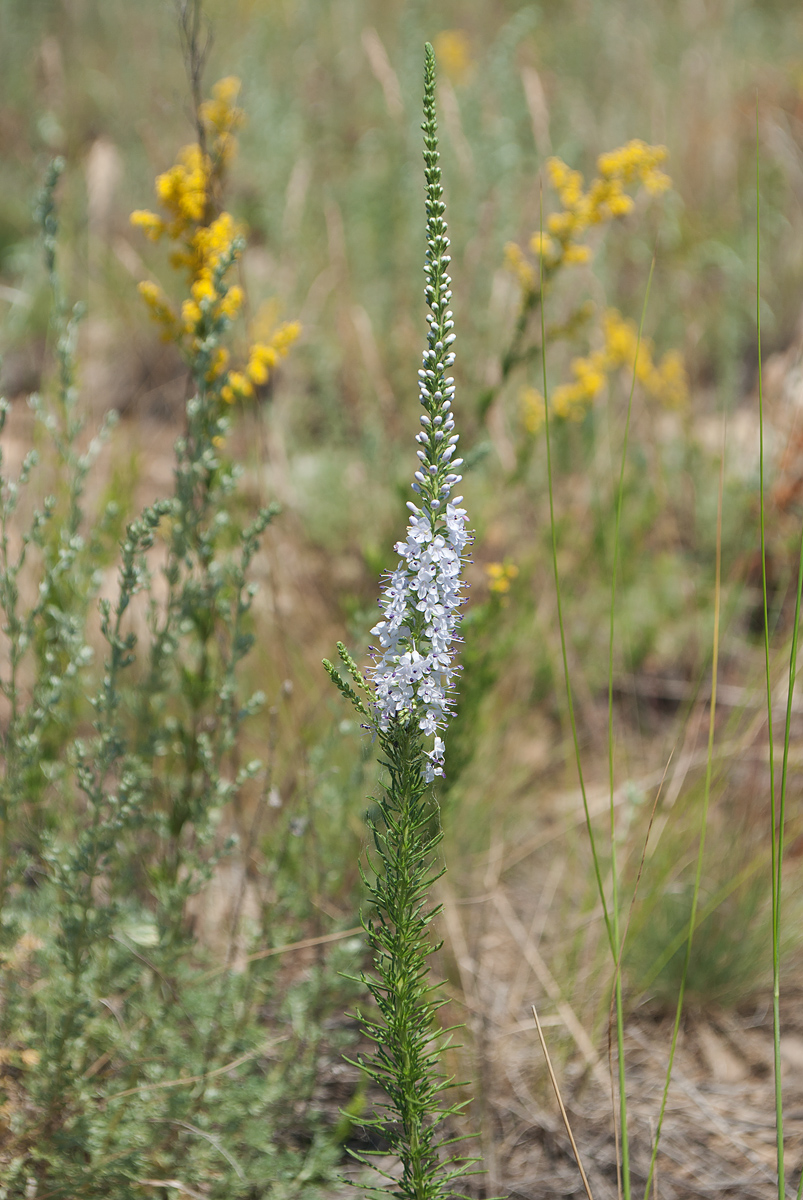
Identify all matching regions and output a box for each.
[520,386,545,435]
[521,308,688,427]
[505,139,670,297]
[503,242,536,295]
[130,77,299,404]
[551,351,608,421]
[597,140,671,192]
[432,29,473,85]
[219,316,302,403]
[137,280,181,340]
[130,77,246,244]
[486,561,519,596]
[199,74,246,167]
[600,309,688,409]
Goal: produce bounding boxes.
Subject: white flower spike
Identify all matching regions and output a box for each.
[369,90,471,782]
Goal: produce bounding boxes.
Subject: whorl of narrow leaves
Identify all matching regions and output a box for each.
[350,721,471,1200]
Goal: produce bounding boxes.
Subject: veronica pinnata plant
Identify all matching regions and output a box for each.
[325,43,473,1200]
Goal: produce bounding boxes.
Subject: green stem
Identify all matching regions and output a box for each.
[479,291,542,419]
[539,188,613,956]
[756,110,784,1200]
[605,257,654,1200]
[643,428,724,1199]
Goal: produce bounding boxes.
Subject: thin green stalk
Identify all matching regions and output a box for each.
[756,109,784,1200]
[604,256,655,1200]
[538,188,613,955]
[777,515,803,941]
[642,430,724,1199]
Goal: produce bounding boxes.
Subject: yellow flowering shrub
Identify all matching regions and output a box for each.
[505,139,670,299]
[551,350,608,421]
[522,307,688,429]
[498,139,687,435]
[130,75,299,408]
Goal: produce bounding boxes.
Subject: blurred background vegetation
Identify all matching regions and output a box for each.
[4,0,803,1193]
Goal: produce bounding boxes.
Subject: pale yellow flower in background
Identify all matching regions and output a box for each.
[486,561,520,596]
[433,29,473,84]
[520,386,545,434]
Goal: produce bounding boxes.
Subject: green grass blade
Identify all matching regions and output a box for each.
[756,105,785,1200]
[539,186,613,955]
[604,256,655,1200]
[642,427,724,1200]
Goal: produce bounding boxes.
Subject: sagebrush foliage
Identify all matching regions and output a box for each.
[0,86,347,1200]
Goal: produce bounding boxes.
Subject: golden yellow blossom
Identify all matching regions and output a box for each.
[597,139,670,194]
[243,321,301,388]
[218,284,244,320]
[200,75,246,166]
[206,347,230,382]
[246,343,277,386]
[601,309,688,407]
[131,76,297,406]
[191,276,216,304]
[156,143,210,230]
[506,139,672,294]
[269,320,301,356]
[520,386,545,434]
[138,281,179,341]
[486,561,519,596]
[504,242,536,295]
[546,308,688,423]
[221,370,254,404]
[563,243,592,265]
[552,351,607,421]
[547,159,585,209]
[602,308,641,367]
[130,209,165,241]
[432,30,472,85]
[181,298,202,333]
[529,232,557,261]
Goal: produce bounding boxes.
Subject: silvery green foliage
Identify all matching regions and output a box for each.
[0,161,339,1200]
[0,159,113,914]
[368,52,471,783]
